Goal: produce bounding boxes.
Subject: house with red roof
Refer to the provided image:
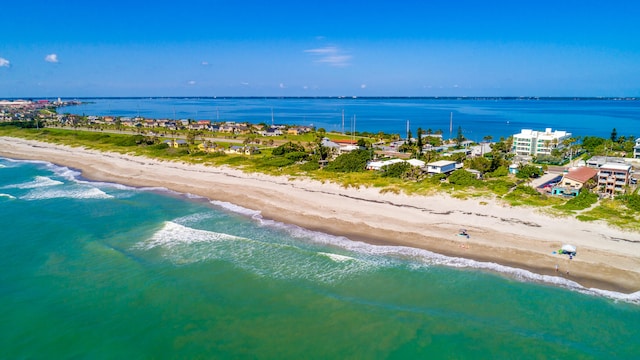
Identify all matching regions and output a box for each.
[552,167,598,197]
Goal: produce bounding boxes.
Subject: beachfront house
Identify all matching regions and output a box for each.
[512,128,571,157]
[426,160,457,175]
[260,127,283,136]
[471,143,493,157]
[163,139,188,148]
[551,167,598,197]
[366,158,405,171]
[366,158,425,171]
[597,163,632,196]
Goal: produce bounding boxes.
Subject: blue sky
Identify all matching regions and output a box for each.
[1,1,639,98]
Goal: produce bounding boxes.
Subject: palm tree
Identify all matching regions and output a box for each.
[543,140,551,154]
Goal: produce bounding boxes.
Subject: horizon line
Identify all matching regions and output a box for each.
[4,96,640,101]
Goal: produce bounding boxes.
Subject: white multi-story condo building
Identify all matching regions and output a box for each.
[511,128,572,156]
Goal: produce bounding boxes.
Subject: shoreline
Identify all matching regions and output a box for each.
[1,136,639,294]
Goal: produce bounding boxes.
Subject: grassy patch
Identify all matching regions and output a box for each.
[554,191,598,212]
[579,200,640,230]
[502,185,561,207]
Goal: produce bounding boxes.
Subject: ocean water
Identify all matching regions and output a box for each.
[60,97,640,141]
[1,157,639,359]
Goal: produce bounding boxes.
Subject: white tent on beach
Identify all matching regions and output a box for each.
[561,244,577,255]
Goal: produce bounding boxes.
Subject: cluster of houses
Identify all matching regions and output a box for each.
[80,116,314,136]
[548,158,634,198]
[0,99,79,122]
[365,127,638,198]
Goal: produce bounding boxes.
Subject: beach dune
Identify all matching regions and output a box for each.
[1,136,639,293]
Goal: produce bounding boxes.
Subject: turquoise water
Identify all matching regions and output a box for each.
[1,158,639,359]
[60,97,640,141]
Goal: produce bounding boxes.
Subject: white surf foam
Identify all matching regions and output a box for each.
[318,252,356,263]
[21,185,113,200]
[137,221,243,250]
[2,157,50,166]
[0,193,16,199]
[3,176,64,190]
[134,220,377,282]
[47,164,82,181]
[172,212,218,226]
[210,200,262,218]
[207,199,640,304]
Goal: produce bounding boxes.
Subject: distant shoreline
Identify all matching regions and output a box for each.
[9,96,640,101]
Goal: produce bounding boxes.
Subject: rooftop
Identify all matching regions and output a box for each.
[564,167,598,183]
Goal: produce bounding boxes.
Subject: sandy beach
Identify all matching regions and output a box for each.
[2,136,639,294]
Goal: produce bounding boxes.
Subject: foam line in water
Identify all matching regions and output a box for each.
[318,252,356,262]
[134,220,377,283]
[210,198,640,304]
[0,193,16,199]
[2,176,63,189]
[137,221,244,250]
[46,163,82,181]
[210,200,262,218]
[1,157,51,166]
[21,185,113,200]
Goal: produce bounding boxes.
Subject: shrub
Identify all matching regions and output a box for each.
[617,194,640,212]
[448,169,479,186]
[514,184,539,196]
[381,162,411,178]
[299,161,320,171]
[114,135,143,147]
[151,143,169,150]
[485,166,509,178]
[284,151,309,162]
[272,141,305,156]
[325,149,371,173]
[516,164,543,179]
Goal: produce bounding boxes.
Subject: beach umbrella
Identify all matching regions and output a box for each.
[561,244,576,253]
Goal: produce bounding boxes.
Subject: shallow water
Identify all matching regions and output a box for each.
[1,157,639,358]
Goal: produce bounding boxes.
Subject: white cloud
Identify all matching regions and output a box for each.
[240,82,250,86]
[201,61,209,66]
[0,57,9,67]
[45,54,59,63]
[188,80,196,85]
[279,83,285,89]
[304,46,351,67]
[361,84,367,89]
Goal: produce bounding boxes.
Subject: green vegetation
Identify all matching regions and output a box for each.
[515,164,543,179]
[381,162,411,178]
[448,169,480,187]
[554,191,598,212]
[1,124,640,229]
[325,150,372,173]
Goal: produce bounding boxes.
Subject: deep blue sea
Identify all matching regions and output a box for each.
[1,157,640,358]
[60,97,640,141]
